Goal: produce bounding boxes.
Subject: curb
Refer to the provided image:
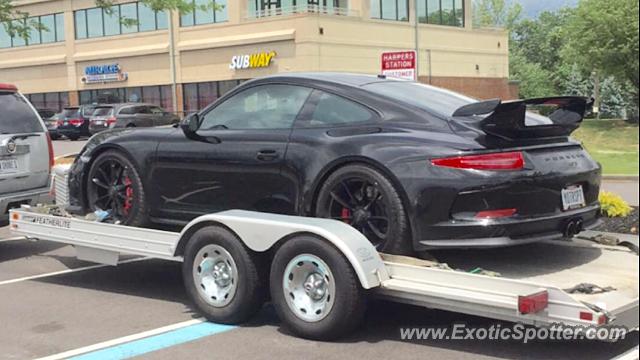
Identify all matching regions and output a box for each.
[602,175,639,181]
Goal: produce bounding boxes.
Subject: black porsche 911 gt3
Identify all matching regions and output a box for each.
[67,72,601,254]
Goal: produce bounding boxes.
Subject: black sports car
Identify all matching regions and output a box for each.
[67,73,601,253]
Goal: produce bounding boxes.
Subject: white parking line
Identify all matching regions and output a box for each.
[36,319,205,360]
[0,257,148,286]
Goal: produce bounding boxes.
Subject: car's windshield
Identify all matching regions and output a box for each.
[92,107,114,116]
[364,81,477,118]
[62,108,81,117]
[0,92,43,133]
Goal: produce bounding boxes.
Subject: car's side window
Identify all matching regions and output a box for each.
[149,106,164,114]
[119,106,135,115]
[200,84,312,130]
[307,91,375,127]
[135,106,151,114]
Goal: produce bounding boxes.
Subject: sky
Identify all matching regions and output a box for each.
[515,0,579,18]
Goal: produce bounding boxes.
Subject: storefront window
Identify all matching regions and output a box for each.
[181,0,228,27]
[418,0,464,27]
[25,92,70,112]
[248,0,348,17]
[79,86,175,112]
[371,0,409,21]
[0,13,64,48]
[182,80,244,113]
[75,2,168,39]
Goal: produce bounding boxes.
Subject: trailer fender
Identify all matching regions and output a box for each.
[175,210,387,289]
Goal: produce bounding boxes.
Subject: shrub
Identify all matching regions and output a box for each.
[599,191,633,217]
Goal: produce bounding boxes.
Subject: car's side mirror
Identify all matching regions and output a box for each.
[181,113,201,140]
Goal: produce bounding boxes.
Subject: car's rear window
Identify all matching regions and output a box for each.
[82,105,96,117]
[363,81,477,118]
[93,107,114,116]
[0,92,43,134]
[62,108,81,117]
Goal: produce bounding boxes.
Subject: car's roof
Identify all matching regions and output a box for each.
[259,72,408,87]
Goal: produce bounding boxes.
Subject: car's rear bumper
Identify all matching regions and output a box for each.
[416,204,601,249]
[0,186,52,224]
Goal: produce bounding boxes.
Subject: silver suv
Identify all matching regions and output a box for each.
[1,83,53,225]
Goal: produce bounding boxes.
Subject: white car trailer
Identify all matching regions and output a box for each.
[9,203,638,340]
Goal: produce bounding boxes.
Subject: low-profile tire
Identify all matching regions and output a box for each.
[315,164,412,254]
[183,226,266,324]
[86,150,147,226]
[270,235,366,340]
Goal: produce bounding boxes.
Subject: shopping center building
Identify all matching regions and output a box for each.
[1,0,514,115]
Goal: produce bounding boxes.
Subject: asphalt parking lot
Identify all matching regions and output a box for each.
[0,138,637,359]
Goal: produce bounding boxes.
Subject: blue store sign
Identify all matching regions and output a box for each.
[82,63,128,84]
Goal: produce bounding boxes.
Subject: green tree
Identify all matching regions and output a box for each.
[509,52,556,98]
[473,0,523,29]
[562,0,639,113]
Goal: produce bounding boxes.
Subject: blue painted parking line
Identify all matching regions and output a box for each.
[68,322,236,360]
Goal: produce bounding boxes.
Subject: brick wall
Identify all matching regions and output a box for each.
[419,76,519,100]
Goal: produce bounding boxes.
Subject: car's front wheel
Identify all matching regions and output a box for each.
[315,164,411,254]
[86,150,148,226]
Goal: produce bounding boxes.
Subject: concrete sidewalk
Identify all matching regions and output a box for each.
[601,179,639,206]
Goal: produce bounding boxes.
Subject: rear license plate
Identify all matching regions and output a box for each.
[562,185,585,210]
[94,120,104,126]
[0,159,19,173]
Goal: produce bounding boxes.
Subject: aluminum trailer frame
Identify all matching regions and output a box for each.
[9,206,639,338]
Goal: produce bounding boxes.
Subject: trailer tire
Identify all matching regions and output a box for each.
[270,234,366,340]
[183,226,266,324]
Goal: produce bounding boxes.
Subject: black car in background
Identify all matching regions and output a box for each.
[44,112,64,140]
[89,103,180,135]
[67,73,601,254]
[57,105,97,140]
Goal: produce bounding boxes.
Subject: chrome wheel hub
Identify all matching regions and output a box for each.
[283,254,335,322]
[193,244,238,307]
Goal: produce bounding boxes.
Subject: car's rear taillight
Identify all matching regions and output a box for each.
[431,152,524,170]
[106,117,117,126]
[518,291,548,314]
[46,132,54,170]
[69,119,84,126]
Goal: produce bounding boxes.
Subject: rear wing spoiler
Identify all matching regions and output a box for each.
[451,96,593,141]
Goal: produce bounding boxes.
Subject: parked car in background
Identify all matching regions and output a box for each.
[89,103,180,135]
[44,112,64,140]
[0,83,53,225]
[57,105,97,140]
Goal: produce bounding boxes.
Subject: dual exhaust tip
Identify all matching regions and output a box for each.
[563,218,584,238]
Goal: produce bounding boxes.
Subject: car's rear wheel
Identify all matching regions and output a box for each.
[86,150,147,226]
[315,164,411,254]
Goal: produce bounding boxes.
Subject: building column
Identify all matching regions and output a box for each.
[228,0,246,23]
[351,0,369,20]
[62,0,78,105]
[464,0,472,29]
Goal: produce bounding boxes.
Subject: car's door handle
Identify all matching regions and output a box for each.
[256,149,279,161]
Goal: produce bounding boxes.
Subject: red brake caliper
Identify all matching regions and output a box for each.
[341,208,351,224]
[123,176,133,215]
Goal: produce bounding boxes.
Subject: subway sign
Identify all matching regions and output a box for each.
[229,51,277,70]
[82,63,128,84]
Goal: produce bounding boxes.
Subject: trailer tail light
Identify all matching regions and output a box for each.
[518,291,548,314]
[431,152,524,170]
[69,119,84,127]
[579,311,608,325]
[475,208,517,219]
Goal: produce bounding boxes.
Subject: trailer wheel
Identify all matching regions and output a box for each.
[183,226,265,324]
[270,235,366,340]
